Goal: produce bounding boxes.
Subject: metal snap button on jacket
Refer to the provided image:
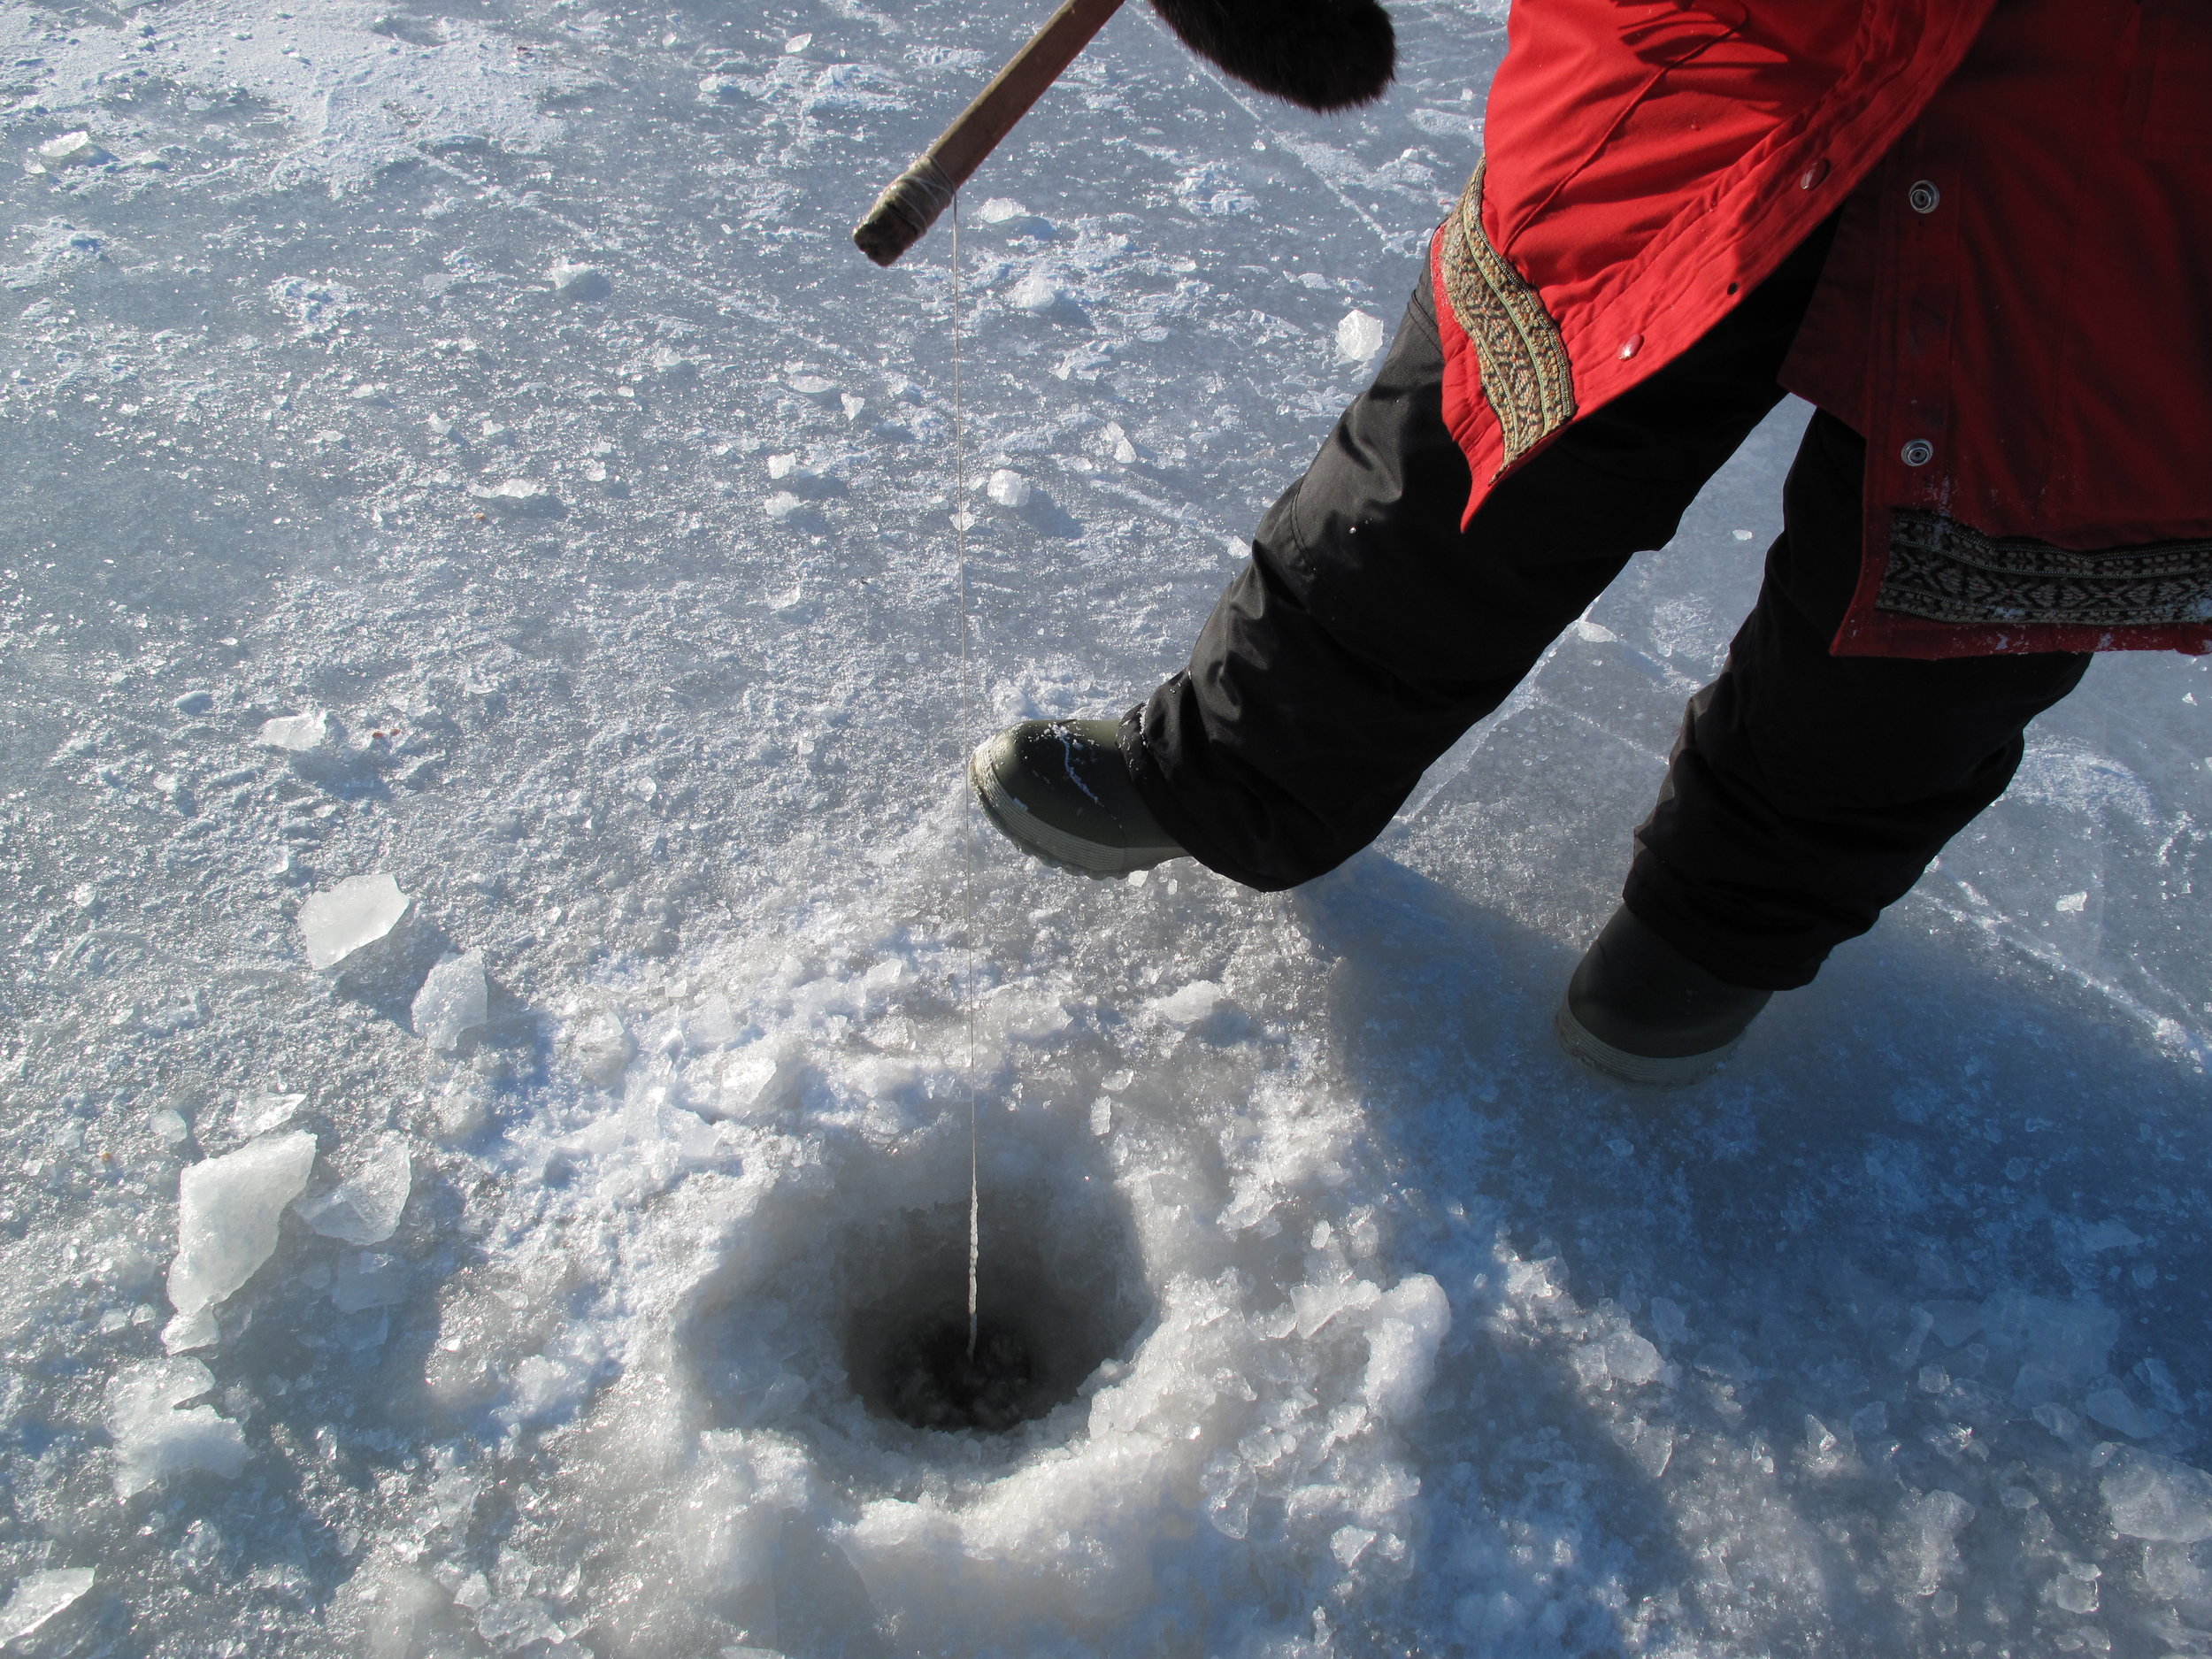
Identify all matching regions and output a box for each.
[1901,439,1935,466]
[1909,180,1941,214]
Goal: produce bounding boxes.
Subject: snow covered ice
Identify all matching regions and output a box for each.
[2,0,2210,1654]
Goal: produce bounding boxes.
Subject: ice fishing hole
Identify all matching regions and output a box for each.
[840,1191,1148,1435]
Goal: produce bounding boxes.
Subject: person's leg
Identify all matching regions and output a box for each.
[1123,227,1837,892]
[1624,411,2094,989]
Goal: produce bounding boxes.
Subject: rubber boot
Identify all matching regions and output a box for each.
[968,718,1186,877]
[1555,907,1772,1087]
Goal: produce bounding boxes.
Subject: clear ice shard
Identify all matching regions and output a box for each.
[0,1568,96,1645]
[411,949,488,1052]
[298,873,411,970]
[104,1358,248,1499]
[258,710,329,751]
[299,1136,412,1245]
[165,1130,319,1335]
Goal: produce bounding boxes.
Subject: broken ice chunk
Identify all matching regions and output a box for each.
[978,196,1028,225]
[0,1567,96,1646]
[298,873,411,971]
[986,469,1032,509]
[411,949,488,1051]
[258,710,330,752]
[37,130,103,166]
[2085,1385,2170,1440]
[1010,272,1062,313]
[298,1137,412,1245]
[104,1357,249,1499]
[165,1130,318,1333]
[2105,1448,2212,1540]
[329,1250,408,1313]
[1337,309,1386,365]
[232,1091,305,1139]
[684,993,741,1050]
[764,491,805,520]
[1150,979,1227,1025]
[470,478,560,516]
[709,1041,797,1119]
[548,260,611,301]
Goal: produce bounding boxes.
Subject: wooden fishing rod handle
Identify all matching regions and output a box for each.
[854,0,1126,266]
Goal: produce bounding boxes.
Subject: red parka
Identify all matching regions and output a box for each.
[1432,0,2212,657]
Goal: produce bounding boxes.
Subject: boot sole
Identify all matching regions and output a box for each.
[967,744,1179,879]
[1553,999,1747,1088]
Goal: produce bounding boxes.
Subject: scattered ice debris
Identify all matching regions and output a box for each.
[548,260,611,301]
[565,1010,634,1087]
[1336,308,1386,365]
[784,32,812,51]
[986,468,1032,509]
[683,993,741,1050]
[785,373,839,398]
[0,1569,95,1647]
[698,73,747,104]
[2056,890,2089,913]
[2085,1385,2170,1440]
[1010,271,1063,313]
[105,1358,249,1498]
[35,131,102,167]
[411,949,488,1052]
[763,491,805,521]
[231,1091,305,1140]
[1149,979,1227,1024]
[703,1038,799,1119]
[1894,1488,1977,1595]
[329,1250,408,1314]
[150,1108,191,1148]
[1100,421,1138,464]
[298,874,411,972]
[2077,1217,2146,1252]
[765,452,807,480]
[164,1131,318,1350]
[173,689,215,716]
[978,196,1028,224]
[470,477,560,516]
[2105,1448,2212,1540]
[298,1137,412,1246]
[257,710,329,752]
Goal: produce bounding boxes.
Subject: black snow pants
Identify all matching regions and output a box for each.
[1119,228,2093,990]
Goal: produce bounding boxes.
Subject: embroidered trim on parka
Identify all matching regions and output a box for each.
[1879,510,2212,628]
[1440,159,1576,469]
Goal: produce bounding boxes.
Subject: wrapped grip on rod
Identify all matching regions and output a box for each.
[855,0,1125,266]
[855,157,958,267]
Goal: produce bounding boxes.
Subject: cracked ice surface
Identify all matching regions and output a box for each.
[2,0,2211,1654]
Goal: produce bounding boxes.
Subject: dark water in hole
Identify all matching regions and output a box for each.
[881,1316,1039,1432]
[838,1195,1148,1435]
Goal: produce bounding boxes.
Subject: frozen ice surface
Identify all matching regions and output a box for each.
[165,1130,318,1337]
[411,949,488,1052]
[3,0,2211,1651]
[0,1567,95,1645]
[297,872,411,970]
[105,1358,249,1498]
[298,1136,412,1246]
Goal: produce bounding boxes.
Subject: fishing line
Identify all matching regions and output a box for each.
[949,195,983,1362]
